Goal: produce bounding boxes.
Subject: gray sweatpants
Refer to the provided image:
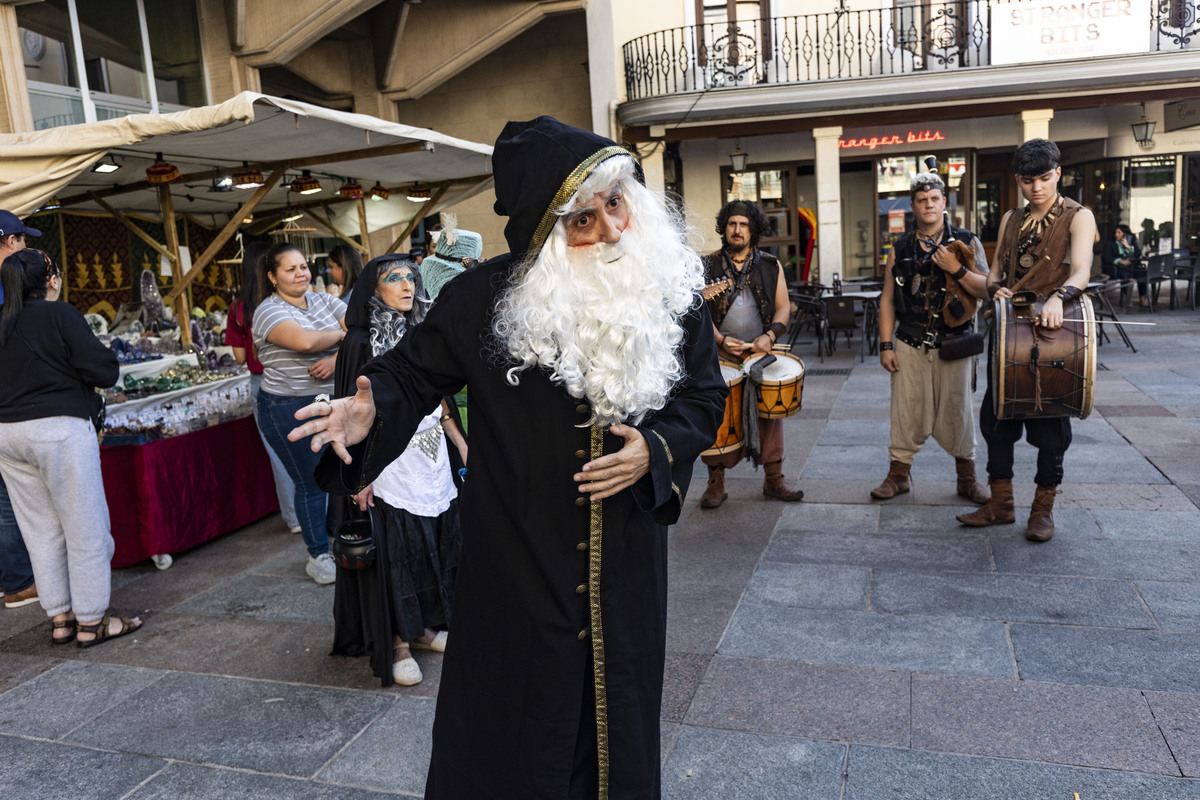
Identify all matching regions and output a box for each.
[0,416,113,620]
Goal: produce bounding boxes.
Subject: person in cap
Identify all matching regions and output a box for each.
[419,214,483,302]
[699,199,803,508]
[872,167,990,504]
[290,116,726,800]
[0,209,40,610]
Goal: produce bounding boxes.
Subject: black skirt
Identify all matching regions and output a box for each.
[331,495,461,686]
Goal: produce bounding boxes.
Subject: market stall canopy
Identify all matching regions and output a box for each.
[0,91,494,237]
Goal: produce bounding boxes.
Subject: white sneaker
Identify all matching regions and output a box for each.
[306,553,337,585]
[287,524,302,534]
[392,657,423,686]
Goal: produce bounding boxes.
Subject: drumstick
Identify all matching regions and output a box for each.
[1058,319,1157,325]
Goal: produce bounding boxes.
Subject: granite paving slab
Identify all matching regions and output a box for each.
[1092,509,1200,542]
[910,672,1177,774]
[877,504,1097,537]
[1146,691,1200,778]
[801,446,891,478]
[767,530,992,573]
[1139,580,1200,632]
[685,656,909,747]
[661,726,846,800]
[128,762,406,799]
[661,652,712,724]
[318,696,435,794]
[815,418,891,446]
[991,536,1200,582]
[1059,482,1198,511]
[0,660,165,739]
[170,572,339,624]
[844,744,1200,799]
[65,671,394,776]
[743,561,870,610]
[0,651,58,695]
[0,734,166,799]
[776,503,880,533]
[720,605,1013,676]
[871,570,1154,628]
[797,478,909,505]
[1011,623,1200,692]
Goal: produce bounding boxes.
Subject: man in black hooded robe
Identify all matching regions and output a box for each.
[291,116,726,800]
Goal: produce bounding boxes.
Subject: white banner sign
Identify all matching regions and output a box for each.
[991,0,1150,65]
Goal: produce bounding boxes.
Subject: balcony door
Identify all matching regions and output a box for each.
[892,0,972,70]
[695,0,771,87]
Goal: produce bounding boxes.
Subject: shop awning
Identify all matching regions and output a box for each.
[0,91,494,237]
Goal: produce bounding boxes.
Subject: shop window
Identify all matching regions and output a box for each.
[876,151,968,267]
[1128,155,1177,254]
[721,164,803,280]
[144,0,206,108]
[1183,154,1200,256]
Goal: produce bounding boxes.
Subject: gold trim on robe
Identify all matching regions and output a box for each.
[588,423,610,800]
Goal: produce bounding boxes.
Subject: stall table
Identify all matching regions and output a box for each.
[102,414,279,568]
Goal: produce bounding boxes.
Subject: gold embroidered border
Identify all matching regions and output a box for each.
[527,146,632,256]
[588,423,610,800]
[650,430,674,467]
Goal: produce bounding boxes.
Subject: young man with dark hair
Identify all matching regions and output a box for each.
[699,199,803,508]
[957,138,1097,542]
[873,169,990,503]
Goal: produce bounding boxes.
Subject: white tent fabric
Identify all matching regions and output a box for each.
[0,92,494,236]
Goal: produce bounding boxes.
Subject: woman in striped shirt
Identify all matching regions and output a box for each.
[252,243,346,585]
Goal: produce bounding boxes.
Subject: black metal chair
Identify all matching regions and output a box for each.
[823,295,863,361]
[1171,249,1197,311]
[1142,254,1174,312]
[1088,279,1137,352]
[787,292,826,363]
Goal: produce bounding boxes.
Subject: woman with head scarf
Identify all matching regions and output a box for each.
[330,254,466,686]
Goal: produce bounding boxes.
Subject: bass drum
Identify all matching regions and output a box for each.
[992,295,1096,420]
[701,361,745,456]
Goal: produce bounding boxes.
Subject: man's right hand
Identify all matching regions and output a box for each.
[880,349,899,373]
[288,375,377,465]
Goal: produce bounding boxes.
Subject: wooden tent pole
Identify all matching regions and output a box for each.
[165,167,286,303]
[157,184,191,347]
[301,208,367,255]
[89,193,176,265]
[357,197,372,260]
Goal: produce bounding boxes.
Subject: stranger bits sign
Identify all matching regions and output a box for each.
[991,0,1150,64]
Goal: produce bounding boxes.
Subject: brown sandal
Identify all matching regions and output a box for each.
[51,617,77,645]
[76,615,141,649]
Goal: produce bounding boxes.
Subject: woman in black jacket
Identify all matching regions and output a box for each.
[1101,224,1146,306]
[0,249,141,647]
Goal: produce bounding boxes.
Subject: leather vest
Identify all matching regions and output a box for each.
[891,224,977,338]
[703,249,780,333]
[995,195,1083,299]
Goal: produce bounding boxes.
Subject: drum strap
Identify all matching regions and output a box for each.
[740,358,777,468]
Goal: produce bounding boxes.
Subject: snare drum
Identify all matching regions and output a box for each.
[701,362,745,456]
[992,295,1096,420]
[743,352,805,419]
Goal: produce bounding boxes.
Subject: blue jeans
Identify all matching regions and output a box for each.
[256,389,330,558]
[0,471,35,594]
[249,374,298,527]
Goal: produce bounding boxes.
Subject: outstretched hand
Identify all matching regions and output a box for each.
[288,375,377,464]
[575,424,650,501]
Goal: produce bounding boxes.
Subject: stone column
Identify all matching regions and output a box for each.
[813,126,843,284]
[1018,109,1054,143]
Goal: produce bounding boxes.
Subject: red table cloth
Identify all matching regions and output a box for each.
[101,415,279,567]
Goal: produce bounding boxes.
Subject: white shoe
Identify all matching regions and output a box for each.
[410,631,448,653]
[306,553,337,585]
[287,524,302,534]
[392,657,423,685]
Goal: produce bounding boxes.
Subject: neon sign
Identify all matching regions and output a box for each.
[838,130,947,151]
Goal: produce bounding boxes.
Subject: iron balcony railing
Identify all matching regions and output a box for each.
[623,0,1198,101]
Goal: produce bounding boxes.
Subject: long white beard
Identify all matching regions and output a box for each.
[495,224,702,426]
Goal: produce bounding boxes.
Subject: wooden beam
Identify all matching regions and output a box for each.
[158,184,191,347]
[386,182,450,255]
[357,196,371,260]
[301,207,368,254]
[58,140,434,209]
[89,192,176,264]
[251,173,491,226]
[166,167,286,303]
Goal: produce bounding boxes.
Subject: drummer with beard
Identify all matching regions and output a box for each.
[287,116,726,800]
[698,199,804,509]
[957,138,1096,542]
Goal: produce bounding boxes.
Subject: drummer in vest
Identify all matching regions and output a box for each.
[957,138,1097,542]
[873,164,991,505]
[699,200,803,508]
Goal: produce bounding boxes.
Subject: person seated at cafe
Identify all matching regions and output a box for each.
[1100,224,1146,306]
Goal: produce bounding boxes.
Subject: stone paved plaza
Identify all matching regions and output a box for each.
[2,303,1200,798]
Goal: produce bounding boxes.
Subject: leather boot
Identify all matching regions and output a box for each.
[870,460,911,500]
[700,466,727,509]
[762,461,803,501]
[955,458,990,505]
[956,478,1015,526]
[1026,485,1058,542]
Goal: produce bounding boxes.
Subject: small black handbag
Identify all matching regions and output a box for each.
[938,330,985,361]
